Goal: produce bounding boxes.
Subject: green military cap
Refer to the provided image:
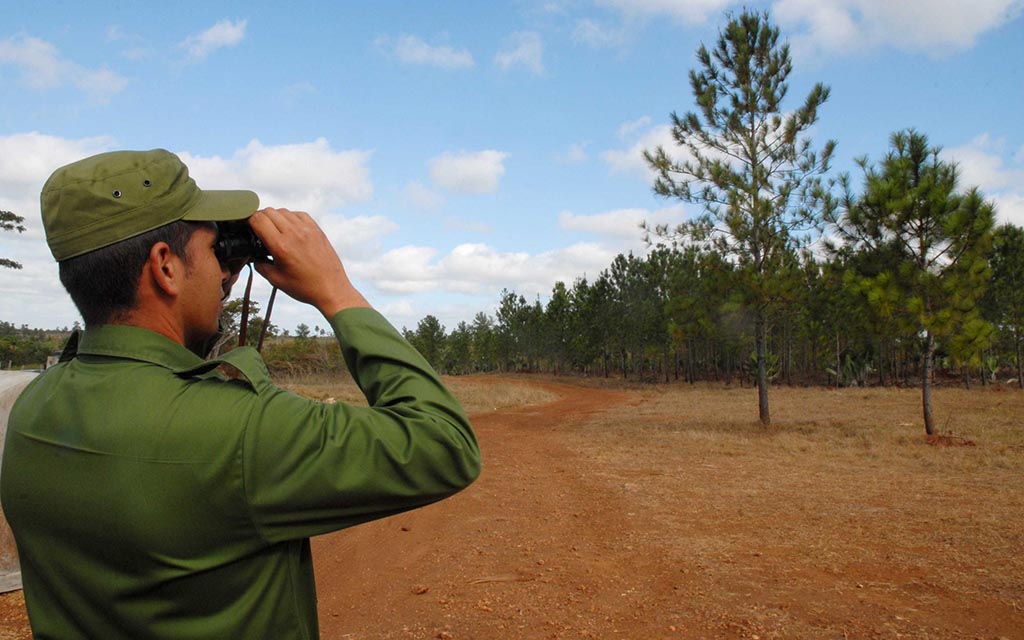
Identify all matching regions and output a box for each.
[41,149,259,261]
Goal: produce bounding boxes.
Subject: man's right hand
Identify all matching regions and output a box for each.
[247,208,370,318]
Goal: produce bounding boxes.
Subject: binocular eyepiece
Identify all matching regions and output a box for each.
[215,222,270,266]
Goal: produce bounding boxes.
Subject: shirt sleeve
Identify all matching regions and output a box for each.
[241,308,481,542]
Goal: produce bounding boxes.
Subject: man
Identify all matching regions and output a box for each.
[1,149,481,638]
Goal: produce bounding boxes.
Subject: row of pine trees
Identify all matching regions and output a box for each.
[404,218,1022,392]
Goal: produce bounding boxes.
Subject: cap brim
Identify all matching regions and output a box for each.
[181,189,259,223]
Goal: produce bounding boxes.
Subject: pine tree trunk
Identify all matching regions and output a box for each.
[835,330,841,390]
[923,331,936,436]
[756,311,771,426]
[1016,327,1023,390]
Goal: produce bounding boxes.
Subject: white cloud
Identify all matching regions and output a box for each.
[495,31,544,74]
[0,36,62,88]
[178,138,373,214]
[380,35,475,70]
[75,66,129,102]
[349,206,687,309]
[602,120,678,179]
[363,241,618,297]
[946,134,1024,192]
[429,150,509,194]
[596,0,734,25]
[377,298,418,324]
[559,205,687,239]
[773,0,860,56]
[945,134,1024,227]
[443,217,493,234]
[365,245,441,293]
[105,24,150,60]
[180,19,247,63]
[774,0,1024,58]
[617,116,652,140]
[556,142,589,164]
[572,18,628,48]
[592,0,1021,56]
[404,181,445,209]
[992,193,1024,229]
[0,35,128,103]
[317,213,399,260]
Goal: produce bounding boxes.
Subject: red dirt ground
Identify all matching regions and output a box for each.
[1,378,1021,639]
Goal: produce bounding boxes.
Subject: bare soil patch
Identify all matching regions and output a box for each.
[1,377,1021,639]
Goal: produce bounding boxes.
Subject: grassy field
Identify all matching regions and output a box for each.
[560,382,1024,637]
[280,373,559,414]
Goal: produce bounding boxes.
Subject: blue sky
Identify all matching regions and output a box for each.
[2,0,1023,333]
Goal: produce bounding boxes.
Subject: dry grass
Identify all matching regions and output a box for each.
[563,382,1024,637]
[585,384,1024,469]
[278,373,557,415]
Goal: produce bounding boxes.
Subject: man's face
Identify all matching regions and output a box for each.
[180,226,231,349]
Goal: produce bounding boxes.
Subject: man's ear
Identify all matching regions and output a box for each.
[146,241,184,298]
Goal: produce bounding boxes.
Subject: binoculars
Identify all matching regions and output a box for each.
[215,222,270,266]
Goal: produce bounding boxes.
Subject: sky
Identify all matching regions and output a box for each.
[2,0,1023,334]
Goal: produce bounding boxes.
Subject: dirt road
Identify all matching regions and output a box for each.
[313,379,640,639]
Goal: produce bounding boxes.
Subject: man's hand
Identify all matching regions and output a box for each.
[247,208,370,318]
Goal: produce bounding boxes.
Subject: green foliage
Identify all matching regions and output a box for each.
[744,349,779,383]
[986,223,1024,384]
[469,312,498,372]
[832,130,995,342]
[444,321,473,374]
[260,335,345,379]
[830,129,996,432]
[220,297,277,347]
[1,209,27,270]
[406,315,447,371]
[0,321,62,368]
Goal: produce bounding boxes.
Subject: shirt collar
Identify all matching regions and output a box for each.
[76,324,204,371]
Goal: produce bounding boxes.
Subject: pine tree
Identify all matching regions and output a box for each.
[831,129,995,434]
[644,9,835,424]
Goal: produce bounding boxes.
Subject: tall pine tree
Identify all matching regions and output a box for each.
[644,9,835,425]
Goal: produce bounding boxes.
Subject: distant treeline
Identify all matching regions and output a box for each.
[401,223,1024,389]
[0,321,69,370]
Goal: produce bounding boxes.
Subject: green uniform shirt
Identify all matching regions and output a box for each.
[1,308,480,639]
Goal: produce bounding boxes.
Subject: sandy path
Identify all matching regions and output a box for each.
[313,380,640,639]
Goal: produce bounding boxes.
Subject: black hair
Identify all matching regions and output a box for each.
[58,221,210,327]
